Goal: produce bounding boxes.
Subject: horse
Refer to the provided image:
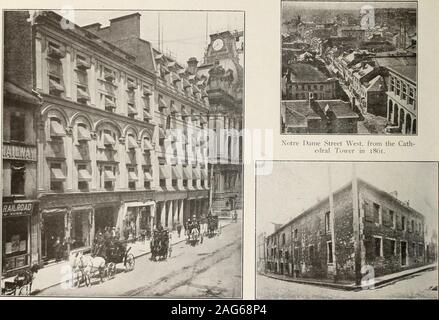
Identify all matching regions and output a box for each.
[68,252,82,287]
[188,228,200,246]
[75,252,106,287]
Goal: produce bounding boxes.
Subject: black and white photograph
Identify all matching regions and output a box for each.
[1,9,243,297]
[281,1,417,135]
[256,161,438,299]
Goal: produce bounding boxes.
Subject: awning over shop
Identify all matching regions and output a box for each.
[78,169,92,181]
[127,135,138,149]
[159,127,166,139]
[128,170,138,181]
[171,166,182,179]
[192,168,201,179]
[143,139,153,151]
[104,169,116,181]
[158,97,167,109]
[159,166,170,179]
[50,167,66,181]
[183,166,192,179]
[77,125,91,141]
[128,104,138,116]
[144,171,153,181]
[50,120,66,137]
[103,133,116,146]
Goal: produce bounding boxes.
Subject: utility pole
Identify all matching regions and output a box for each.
[327,164,337,282]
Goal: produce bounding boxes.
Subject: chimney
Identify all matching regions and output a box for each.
[108,13,141,40]
[390,190,398,198]
[187,57,199,75]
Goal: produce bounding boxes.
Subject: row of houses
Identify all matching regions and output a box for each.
[2,11,243,275]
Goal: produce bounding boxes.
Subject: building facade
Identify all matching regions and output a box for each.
[264,179,426,284]
[386,65,417,134]
[2,10,243,269]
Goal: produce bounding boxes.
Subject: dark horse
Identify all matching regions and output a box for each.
[150,231,169,261]
[2,264,40,295]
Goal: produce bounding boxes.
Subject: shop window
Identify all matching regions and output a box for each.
[10,111,25,142]
[2,216,29,271]
[10,161,25,195]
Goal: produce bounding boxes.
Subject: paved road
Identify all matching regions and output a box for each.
[257,269,438,299]
[38,221,242,298]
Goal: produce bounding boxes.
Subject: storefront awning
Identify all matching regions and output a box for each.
[50,167,66,181]
[103,133,116,146]
[143,139,153,151]
[192,168,201,179]
[144,171,153,181]
[171,166,182,179]
[183,166,192,179]
[104,169,116,181]
[159,166,170,179]
[128,104,138,115]
[50,120,66,137]
[77,125,91,141]
[128,170,138,181]
[127,135,138,149]
[159,127,166,139]
[78,169,92,181]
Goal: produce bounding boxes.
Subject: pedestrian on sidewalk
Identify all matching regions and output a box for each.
[176,222,182,238]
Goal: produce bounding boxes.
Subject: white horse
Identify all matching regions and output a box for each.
[68,252,82,287]
[75,252,106,287]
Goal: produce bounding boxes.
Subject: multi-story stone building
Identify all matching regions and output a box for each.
[2,10,243,267]
[386,65,417,134]
[264,178,426,284]
[2,11,41,275]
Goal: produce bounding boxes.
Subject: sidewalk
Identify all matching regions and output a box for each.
[261,263,437,291]
[6,218,235,295]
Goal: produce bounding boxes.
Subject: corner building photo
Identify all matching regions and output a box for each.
[2,10,243,298]
[257,162,438,299]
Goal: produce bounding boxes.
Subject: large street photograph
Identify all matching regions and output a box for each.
[1,9,243,297]
[281,1,417,135]
[256,161,438,299]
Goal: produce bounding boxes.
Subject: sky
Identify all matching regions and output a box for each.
[256,162,438,237]
[54,9,243,67]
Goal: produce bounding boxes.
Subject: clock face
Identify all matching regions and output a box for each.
[212,38,224,51]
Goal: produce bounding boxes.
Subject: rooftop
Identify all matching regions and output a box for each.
[387,65,417,83]
[288,63,329,82]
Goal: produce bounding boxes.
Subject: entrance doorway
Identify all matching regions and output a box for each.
[42,214,65,262]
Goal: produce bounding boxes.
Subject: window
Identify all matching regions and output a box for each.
[402,83,407,100]
[373,203,381,224]
[327,241,333,263]
[411,220,415,233]
[77,164,90,191]
[408,87,415,105]
[144,181,151,189]
[10,111,25,142]
[412,242,416,257]
[374,237,382,257]
[104,95,116,112]
[402,216,406,231]
[183,179,188,188]
[160,179,166,188]
[395,80,401,95]
[77,85,90,104]
[104,181,113,190]
[325,211,331,233]
[10,161,25,195]
[128,181,136,190]
[293,229,298,240]
[282,233,286,245]
[172,179,178,188]
[389,210,395,229]
[50,162,64,191]
[390,240,396,256]
[102,165,116,191]
[309,245,315,261]
[192,179,197,188]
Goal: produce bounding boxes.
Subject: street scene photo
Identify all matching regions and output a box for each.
[256,161,438,299]
[1,9,243,297]
[281,1,417,135]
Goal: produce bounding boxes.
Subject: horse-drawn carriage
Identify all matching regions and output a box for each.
[206,215,219,238]
[73,239,135,287]
[150,228,170,261]
[186,220,202,246]
[1,264,39,295]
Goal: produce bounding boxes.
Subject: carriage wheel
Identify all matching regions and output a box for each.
[107,262,116,279]
[127,254,135,271]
